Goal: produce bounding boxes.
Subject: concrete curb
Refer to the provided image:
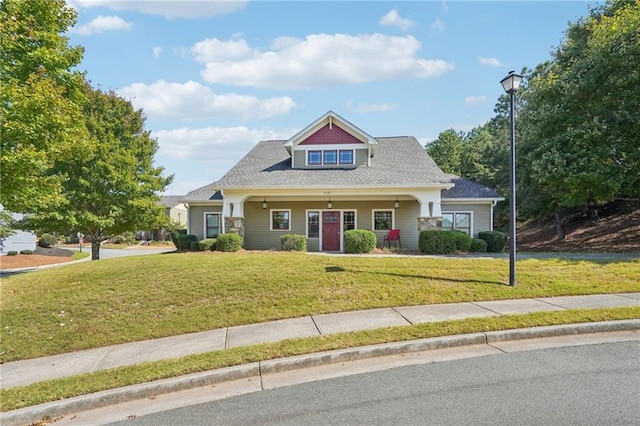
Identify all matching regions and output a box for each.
[3,319,639,426]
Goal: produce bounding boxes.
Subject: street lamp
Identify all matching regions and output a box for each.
[500,70,523,287]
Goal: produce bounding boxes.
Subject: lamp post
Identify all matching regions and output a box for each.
[500,70,523,287]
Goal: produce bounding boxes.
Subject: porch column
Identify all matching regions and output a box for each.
[224,217,245,240]
[417,216,442,231]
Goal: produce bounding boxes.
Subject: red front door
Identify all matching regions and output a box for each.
[322,211,340,251]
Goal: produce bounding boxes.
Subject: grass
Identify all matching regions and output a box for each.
[71,251,90,260]
[2,251,639,362]
[1,306,638,412]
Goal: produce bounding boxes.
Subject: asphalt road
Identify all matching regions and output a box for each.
[106,340,640,426]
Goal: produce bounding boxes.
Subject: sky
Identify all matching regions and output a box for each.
[64,0,596,195]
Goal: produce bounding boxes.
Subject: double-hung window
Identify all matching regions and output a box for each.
[308,151,322,165]
[307,211,319,238]
[339,150,354,165]
[271,210,291,231]
[373,210,393,231]
[323,150,337,165]
[442,212,472,235]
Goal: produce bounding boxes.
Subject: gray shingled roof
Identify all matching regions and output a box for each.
[185,138,501,201]
[441,174,503,199]
[159,195,186,208]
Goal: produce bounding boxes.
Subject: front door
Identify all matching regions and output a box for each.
[322,211,340,251]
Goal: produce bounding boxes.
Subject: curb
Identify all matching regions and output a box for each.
[3,319,639,426]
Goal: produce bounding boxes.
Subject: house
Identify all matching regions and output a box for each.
[139,196,188,241]
[183,111,503,252]
[0,207,36,255]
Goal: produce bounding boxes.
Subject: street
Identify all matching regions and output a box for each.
[107,340,640,425]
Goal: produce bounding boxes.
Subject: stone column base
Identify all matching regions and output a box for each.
[417,216,442,231]
[225,217,245,241]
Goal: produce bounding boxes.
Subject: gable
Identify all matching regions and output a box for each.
[299,123,365,145]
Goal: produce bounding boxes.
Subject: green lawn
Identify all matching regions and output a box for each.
[2,251,639,362]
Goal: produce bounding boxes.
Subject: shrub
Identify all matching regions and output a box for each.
[170,229,188,245]
[449,230,472,251]
[7,251,18,256]
[38,233,57,248]
[20,249,34,255]
[419,230,457,254]
[469,238,488,253]
[478,231,507,253]
[111,233,135,244]
[175,234,198,251]
[199,238,217,251]
[280,234,307,251]
[190,241,202,251]
[344,229,376,254]
[215,233,243,252]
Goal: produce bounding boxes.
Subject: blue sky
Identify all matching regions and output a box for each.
[65,1,595,195]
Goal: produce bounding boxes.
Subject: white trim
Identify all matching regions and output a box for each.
[270,209,292,231]
[203,212,222,238]
[372,209,395,231]
[304,148,356,166]
[306,209,320,239]
[442,211,473,236]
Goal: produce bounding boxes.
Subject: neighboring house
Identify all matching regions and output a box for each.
[140,196,188,241]
[183,111,503,252]
[0,206,36,255]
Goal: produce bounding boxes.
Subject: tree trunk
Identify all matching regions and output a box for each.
[91,240,100,260]
[555,211,566,240]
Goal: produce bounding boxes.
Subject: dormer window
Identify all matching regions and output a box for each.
[339,150,353,165]
[308,150,322,165]
[323,150,337,165]
[307,149,355,166]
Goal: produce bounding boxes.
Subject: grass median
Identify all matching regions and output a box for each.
[2,251,639,362]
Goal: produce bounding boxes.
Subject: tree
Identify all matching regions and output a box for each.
[26,85,173,260]
[518,0,640,237]
[425,129,465,175]
[0,0,89,214]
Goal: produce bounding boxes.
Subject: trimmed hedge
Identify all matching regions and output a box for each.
[7,251,18,256]
[281,234,307,251]
[199,238,217,251]
[170,229,188,245]
[175,234,198,251]
[469,238,488,253]
[190,241,202,251]
[419,230,457,254]
[344,229,377,254]
[215,233,243,252]
[20,249,34,255]
[449,230,472,251]
[38,233,57,248]
[478,231,507,253]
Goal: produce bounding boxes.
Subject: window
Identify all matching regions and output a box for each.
[205,213,221,238]
[442,212,472,235]
[271,210,290,231]
[343,211,355,231]
[308,151,322,165]
[323,150,337,165]
[373,210,393,230]
[307,211,319,238]
[339,150,354,165]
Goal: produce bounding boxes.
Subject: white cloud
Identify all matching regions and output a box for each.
[346,101,398,114]
[153,126,294,162]
[69,0,247,19]
[379,9,415,32]
[195,34,455,89]
[117,80,296,121]
[478,56,503,67]
[464,96,487,106]
[152,46,163,58]
[431,19,446,31]
[72,15,132,35]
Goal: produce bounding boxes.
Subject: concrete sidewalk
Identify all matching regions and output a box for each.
[2,293,639,389]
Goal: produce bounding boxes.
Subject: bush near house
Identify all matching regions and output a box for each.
[478,231,508,253]
[215,233,243,252]
[190,241,202,251]
[175,234,198,251]
[38,234,57,248]
[419,230,457,254]
[170,229,187,246]
[281,234,307,251]
[19,249,34,255]
[470,238,488,253]
[7,251,18,256]
[449,230,473,251]
[199,238,217,251]
[344,229,376,254]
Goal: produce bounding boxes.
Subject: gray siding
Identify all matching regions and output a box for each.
[244,200,421,251]
[188,205,223,240]
[440,203,493,237]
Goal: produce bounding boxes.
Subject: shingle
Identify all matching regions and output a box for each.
[441,174,502,199]
[211,137,450,189]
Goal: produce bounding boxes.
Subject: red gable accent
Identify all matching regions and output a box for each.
[299,124,364,145]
